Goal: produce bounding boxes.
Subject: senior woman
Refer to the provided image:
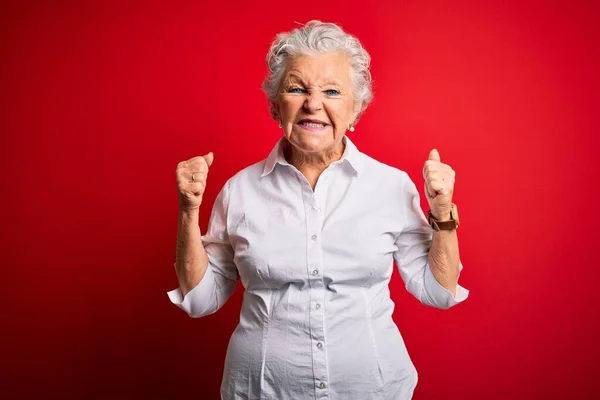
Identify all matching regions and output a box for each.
[168,20,469,399]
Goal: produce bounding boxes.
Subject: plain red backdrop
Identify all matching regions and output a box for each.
[2,0,599,398]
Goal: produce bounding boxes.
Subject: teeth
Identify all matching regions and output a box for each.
[302,122,325,128]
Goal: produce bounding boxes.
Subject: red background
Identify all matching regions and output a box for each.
[2,0,599,398]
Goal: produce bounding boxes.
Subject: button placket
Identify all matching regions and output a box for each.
[303,183,329,398]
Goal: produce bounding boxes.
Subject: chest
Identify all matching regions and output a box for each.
[227,171,403,290]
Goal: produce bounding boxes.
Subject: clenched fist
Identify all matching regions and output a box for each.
[423,149,455,220]
[176,152,214,212]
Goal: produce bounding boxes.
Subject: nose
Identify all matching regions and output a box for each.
[303,91,323,112]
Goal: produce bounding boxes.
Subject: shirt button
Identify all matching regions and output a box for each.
[311,234,317,240]
[312,269,319,276]
[318,382,327,389]
[323,176,329,182]
[317,342,323,349]
[314,302,321,309]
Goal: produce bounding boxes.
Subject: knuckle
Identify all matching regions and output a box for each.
[427,172,440,181]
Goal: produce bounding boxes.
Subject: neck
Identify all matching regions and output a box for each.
[283,138,345,190]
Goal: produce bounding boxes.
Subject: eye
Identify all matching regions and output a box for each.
[287,87,306,94]
[324,89,341,96]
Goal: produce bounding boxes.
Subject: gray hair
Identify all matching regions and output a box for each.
[262,20,373,121]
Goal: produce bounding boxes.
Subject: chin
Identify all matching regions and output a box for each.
[291,136,334,154]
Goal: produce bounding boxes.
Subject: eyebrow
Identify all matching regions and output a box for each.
[286,74,342,86]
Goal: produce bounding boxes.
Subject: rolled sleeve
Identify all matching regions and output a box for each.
[421,260,469,309]
[167,258,237,317]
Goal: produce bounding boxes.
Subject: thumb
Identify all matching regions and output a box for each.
[428,148,441,162]
[203,152,214,168]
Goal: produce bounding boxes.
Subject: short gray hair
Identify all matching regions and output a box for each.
[262,20,373,121]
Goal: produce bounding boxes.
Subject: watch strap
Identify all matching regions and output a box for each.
[427,208,459,231]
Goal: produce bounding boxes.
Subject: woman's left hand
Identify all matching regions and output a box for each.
[423,149,455,220]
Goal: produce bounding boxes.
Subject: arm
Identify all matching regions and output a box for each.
[428,220,460,297]
[422,148,467,300]
[167,153,238,318]
[175,208,209,297]
[394,174,469,309]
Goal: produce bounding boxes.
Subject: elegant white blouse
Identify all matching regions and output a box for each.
[168,136,469,399]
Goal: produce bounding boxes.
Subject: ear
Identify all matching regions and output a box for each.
[269,100,280,121]
[351,101,363,125]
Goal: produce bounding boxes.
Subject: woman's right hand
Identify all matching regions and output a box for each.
[176,152,214,212]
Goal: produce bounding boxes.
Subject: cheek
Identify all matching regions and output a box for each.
[328,102,352,126]
[279,97,301,118]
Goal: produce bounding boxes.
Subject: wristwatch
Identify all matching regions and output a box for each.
[427,204,459,231]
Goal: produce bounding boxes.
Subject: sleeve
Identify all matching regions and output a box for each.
[167,179,239,318]
[393,173,469,310]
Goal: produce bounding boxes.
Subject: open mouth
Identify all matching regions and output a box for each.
[297,119,329,130]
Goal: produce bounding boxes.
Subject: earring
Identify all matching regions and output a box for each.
[278,121,282,128]
[348,123,355,132]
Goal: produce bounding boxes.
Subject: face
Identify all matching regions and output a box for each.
[273,52,360,157]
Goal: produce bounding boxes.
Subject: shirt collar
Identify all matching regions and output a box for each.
[261,135,365,177]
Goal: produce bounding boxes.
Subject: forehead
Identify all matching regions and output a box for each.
[284,52,352,85]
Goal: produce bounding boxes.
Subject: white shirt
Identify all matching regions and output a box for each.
[168,136,469,400]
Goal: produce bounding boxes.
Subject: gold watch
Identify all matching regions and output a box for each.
[427,204,459,231]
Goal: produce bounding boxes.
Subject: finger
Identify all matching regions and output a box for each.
[189,181,206,195]
[424,165,454,181]
[428,148,441,162]
[425,181,449,199]
[428,181,445,195]
[185,155,211,168]
[426,173,455,187]
[425,171,444,183]
[424,181,434,198]
[424,161,453,171]
[190,171,206,182]
[177,173,207,189]
[185,158,210,174]
[423,160,450,176]
[177,168,204,182]
[428,178,453,193]
[203,152,214,168]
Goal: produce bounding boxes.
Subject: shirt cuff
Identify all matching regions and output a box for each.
[167,264,217,317]
[423,261,469,309]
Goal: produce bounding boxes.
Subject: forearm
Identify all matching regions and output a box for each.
[428,215,460,296]
[176,209,209,297]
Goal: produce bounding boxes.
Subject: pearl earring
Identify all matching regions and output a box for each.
[348,123,355,132]
[279,122,282,128]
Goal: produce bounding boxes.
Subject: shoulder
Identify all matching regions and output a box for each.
[209,159,266,214]
[215,158,268,204]
[226,159,266,188]
[358,151,414,189]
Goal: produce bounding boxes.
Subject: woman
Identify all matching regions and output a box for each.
[168,20,469,400]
